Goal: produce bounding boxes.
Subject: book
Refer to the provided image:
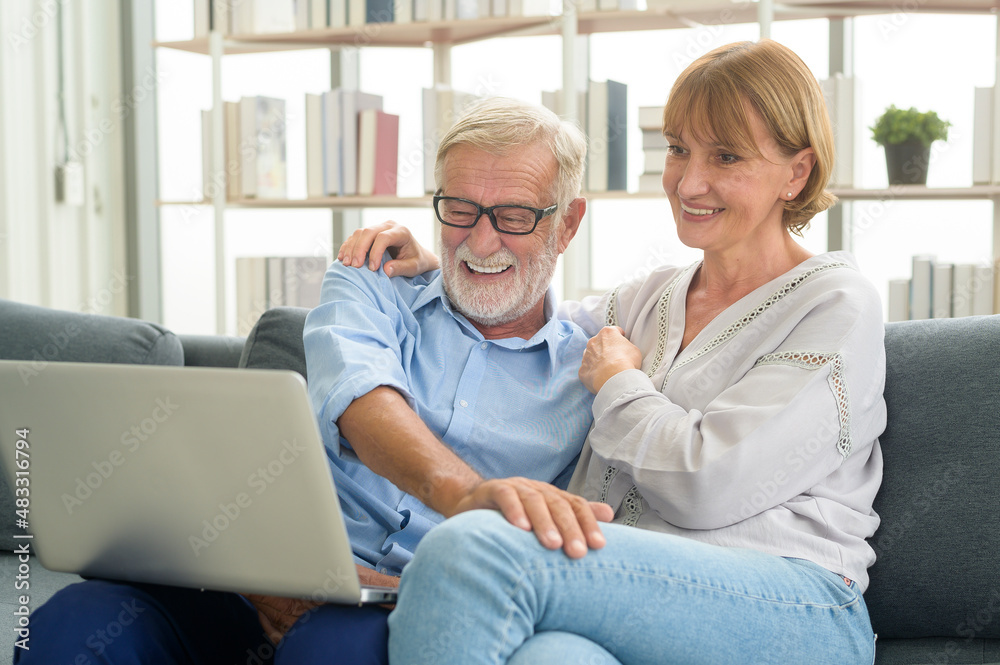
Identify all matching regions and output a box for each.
[820,74,855,187]
[310,0,329,26]
[973,262,995,315]
[224,100,242,200]
[456,0,480,19]
[642,127,667,150]
[340,91,383,196]
[951,263,975,318]
[586,79,627,192]
[236,257,268,336]
[329,0,348,26]
[973,87,994,185]
[509,0,557,15]
[237,256,329,332]
[887,279,910,322]
[643,148,668,174]
[348,0,366,25]
[637,172,663,194]
[909,255,935,320]
[194,0,212,37]
[932,262,953,319]
[239,96,287,199]
[232,0,296,34]
[283,256,328,307]
[637,105,662,131]
[294,0,311,30]
[321,90,342,196]
[490,0,507,16]
[201,109,214,201]
[367,0,395,22]
[395,0,413,23]
[422,86,477,193]
[357,109,400,196]
[305,93,324,198]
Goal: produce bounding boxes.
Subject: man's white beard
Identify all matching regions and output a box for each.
[441,231,560,329]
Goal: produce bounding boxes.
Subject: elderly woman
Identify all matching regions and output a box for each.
[344,40,884,665]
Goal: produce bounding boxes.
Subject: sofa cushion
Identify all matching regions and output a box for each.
[0,298,183,367]
[865,315,1000,640]
[179,334,246,368]
[0,299,185,551]
[238,307,310,379]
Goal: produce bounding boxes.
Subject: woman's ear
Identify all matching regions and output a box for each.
[787,147,817,195]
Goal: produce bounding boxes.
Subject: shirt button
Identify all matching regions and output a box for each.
[459,399,468,407]
[380,568,388,574]
[480,342,488,350]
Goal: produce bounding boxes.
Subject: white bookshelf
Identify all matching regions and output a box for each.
[156,0,1000,332]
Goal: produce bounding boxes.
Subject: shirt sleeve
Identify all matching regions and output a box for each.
[586,282,886,530]
[556,293,608,336]
[303,260,417,457]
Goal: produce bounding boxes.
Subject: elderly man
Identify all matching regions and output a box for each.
[18,97,610,665]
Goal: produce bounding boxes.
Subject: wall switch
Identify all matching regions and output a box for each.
[55,161,85,206]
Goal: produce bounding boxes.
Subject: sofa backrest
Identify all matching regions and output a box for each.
[0,298,184,367]
[238,306,310,378]
[0,298,185,551]
[864,314,1000,640]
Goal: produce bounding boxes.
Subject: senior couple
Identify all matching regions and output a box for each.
[22,40,884,665]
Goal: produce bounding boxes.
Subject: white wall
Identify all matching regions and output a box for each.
[0,0,128,316]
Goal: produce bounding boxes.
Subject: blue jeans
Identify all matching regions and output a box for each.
[13,579,390,665]
[387,510,876,665]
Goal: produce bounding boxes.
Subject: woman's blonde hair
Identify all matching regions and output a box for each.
[434,97,587,217]
[662,40,837,235]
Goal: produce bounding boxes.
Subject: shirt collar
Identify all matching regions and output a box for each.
[412,274,569,364]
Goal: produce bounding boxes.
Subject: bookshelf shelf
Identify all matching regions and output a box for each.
[157,196,434,208]
[828,185,1000,201]
[228,195,434,208]
[588,185,1000,202]
[157,1,1000,55]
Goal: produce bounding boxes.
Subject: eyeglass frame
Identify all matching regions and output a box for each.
[432,193,559,236]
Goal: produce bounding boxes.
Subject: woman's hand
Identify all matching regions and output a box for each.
[579,326,643,395]
[337,220,440,277]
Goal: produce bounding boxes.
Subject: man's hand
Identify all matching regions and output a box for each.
[451,477,614,559]
[244,594,322,645]
[338,220,440,277]
[579,326,643,395]
[356,564,401,589]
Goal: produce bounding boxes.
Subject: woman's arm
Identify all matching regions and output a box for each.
[338,220,440,277]
[585,286,886,530]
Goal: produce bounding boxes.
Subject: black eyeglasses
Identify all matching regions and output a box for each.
[433,195,558,236]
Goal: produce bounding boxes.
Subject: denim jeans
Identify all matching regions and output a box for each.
[15,579,391,665]
[387,510,875,665]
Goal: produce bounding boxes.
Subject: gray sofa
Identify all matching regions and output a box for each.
[1,299,998,664]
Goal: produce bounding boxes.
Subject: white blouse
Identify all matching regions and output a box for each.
[561,251,886,591]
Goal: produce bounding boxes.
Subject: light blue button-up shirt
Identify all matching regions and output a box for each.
[303,259,594,575]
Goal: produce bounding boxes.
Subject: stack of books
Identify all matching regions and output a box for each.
[586,79,628,193]
[194,0,576,34]
[541,81,627,193]
[421,86,479,194]
[235,255,329,335]
[888,255,995,322]
[304,89,400,198]
[201,96,288,201]
[637,105,665,194]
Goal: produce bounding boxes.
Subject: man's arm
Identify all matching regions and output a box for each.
[338,386,612,558]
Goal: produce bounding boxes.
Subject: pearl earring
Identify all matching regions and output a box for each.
[787,192,793,198]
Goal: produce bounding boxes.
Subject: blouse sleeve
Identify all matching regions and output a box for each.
[586,282,886,530]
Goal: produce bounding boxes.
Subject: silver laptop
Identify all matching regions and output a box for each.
[0,360,396,605]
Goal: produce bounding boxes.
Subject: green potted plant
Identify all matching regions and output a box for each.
[870,105,951,186]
